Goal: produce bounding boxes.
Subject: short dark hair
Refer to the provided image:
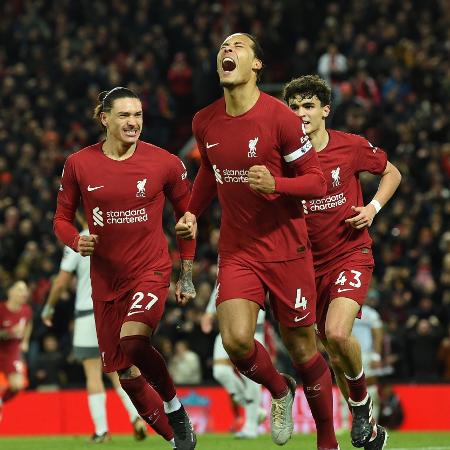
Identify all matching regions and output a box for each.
[283,75,331,106]
[93,87,140,126]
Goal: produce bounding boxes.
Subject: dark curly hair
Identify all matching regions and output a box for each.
[283,75,331,106]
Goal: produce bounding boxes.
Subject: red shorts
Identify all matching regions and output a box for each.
[93,280,169,373]
[217,253,316,328]
[315,256,374,337]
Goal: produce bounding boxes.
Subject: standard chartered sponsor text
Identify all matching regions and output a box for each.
[309,192,347,211]
[107,208,148,224]
[222,168,249,183]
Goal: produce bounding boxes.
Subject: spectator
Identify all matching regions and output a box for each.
[169,341,202,385]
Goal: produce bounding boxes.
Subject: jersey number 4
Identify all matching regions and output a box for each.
[295,288,308,310]
[129,292,159,312]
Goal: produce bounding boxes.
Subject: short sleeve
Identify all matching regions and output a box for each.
[352,136,387,175]
[164,155,191,200]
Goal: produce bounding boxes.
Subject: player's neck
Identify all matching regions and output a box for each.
[309,127,329,152]
[102,139,137,161]
[224,84,260,117]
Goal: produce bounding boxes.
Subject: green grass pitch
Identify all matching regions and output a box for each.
[1,432,450,450]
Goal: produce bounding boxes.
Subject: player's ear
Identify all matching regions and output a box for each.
[253,58,262,71]
[100,112,108,128]
[322,105,331,119]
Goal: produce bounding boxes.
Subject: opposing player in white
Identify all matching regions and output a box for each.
[352,305,384,421]
[42,215,147,443]
[201,283,267,438]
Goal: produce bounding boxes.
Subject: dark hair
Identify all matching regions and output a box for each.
[240,33,264,81]
[283,75,331,106]
[93,86,140,125]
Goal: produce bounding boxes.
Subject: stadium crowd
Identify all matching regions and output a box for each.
[0,0,449,389]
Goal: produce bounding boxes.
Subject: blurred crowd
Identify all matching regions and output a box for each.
[0,0,449,389]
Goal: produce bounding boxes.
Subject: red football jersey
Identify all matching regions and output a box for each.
[55,141,194,301]
[303,130,387,274]
[190,92,321,262]
[0,301,32,367]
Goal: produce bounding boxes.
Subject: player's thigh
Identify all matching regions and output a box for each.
[217,299,260,348]
[216,258,266,310]
[262,254,316,328]
[327,264,374,336]
[315,272,333,338]
[216,259,264,345]
[94,298,133,373]
[122,281,169,334]
[325,297,361,340]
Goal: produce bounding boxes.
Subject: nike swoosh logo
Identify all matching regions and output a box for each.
[206,142,219,149]
[294,312,310,322]
[87,185,104,191]
[127,310,145,316]
[337,288,354,293]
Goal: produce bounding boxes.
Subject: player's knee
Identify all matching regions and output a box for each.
[119,335,150,364]
[222,332,252,359]
[325,328,350,349]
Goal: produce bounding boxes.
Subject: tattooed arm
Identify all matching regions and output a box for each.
[176,259,196,306]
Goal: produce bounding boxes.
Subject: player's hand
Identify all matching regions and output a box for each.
[175,212,197,240]
[77,234,99,256]
[201,312,215,334]
[248,165,275,194]
[41,303,55,327]
[175,260,196,306]
[345,205,376,229]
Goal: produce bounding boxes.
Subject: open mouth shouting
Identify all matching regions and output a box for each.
[221,56,237,74]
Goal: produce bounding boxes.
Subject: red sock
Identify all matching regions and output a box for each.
[120,335,176,401]
[294,353,338,449]
[120,375,173,440]
[345,370,368,403]
[231,340,288,398]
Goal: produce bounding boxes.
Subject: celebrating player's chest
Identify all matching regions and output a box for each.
[203,122,284,189]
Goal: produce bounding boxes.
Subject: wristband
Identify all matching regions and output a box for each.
[369,199,382,214]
